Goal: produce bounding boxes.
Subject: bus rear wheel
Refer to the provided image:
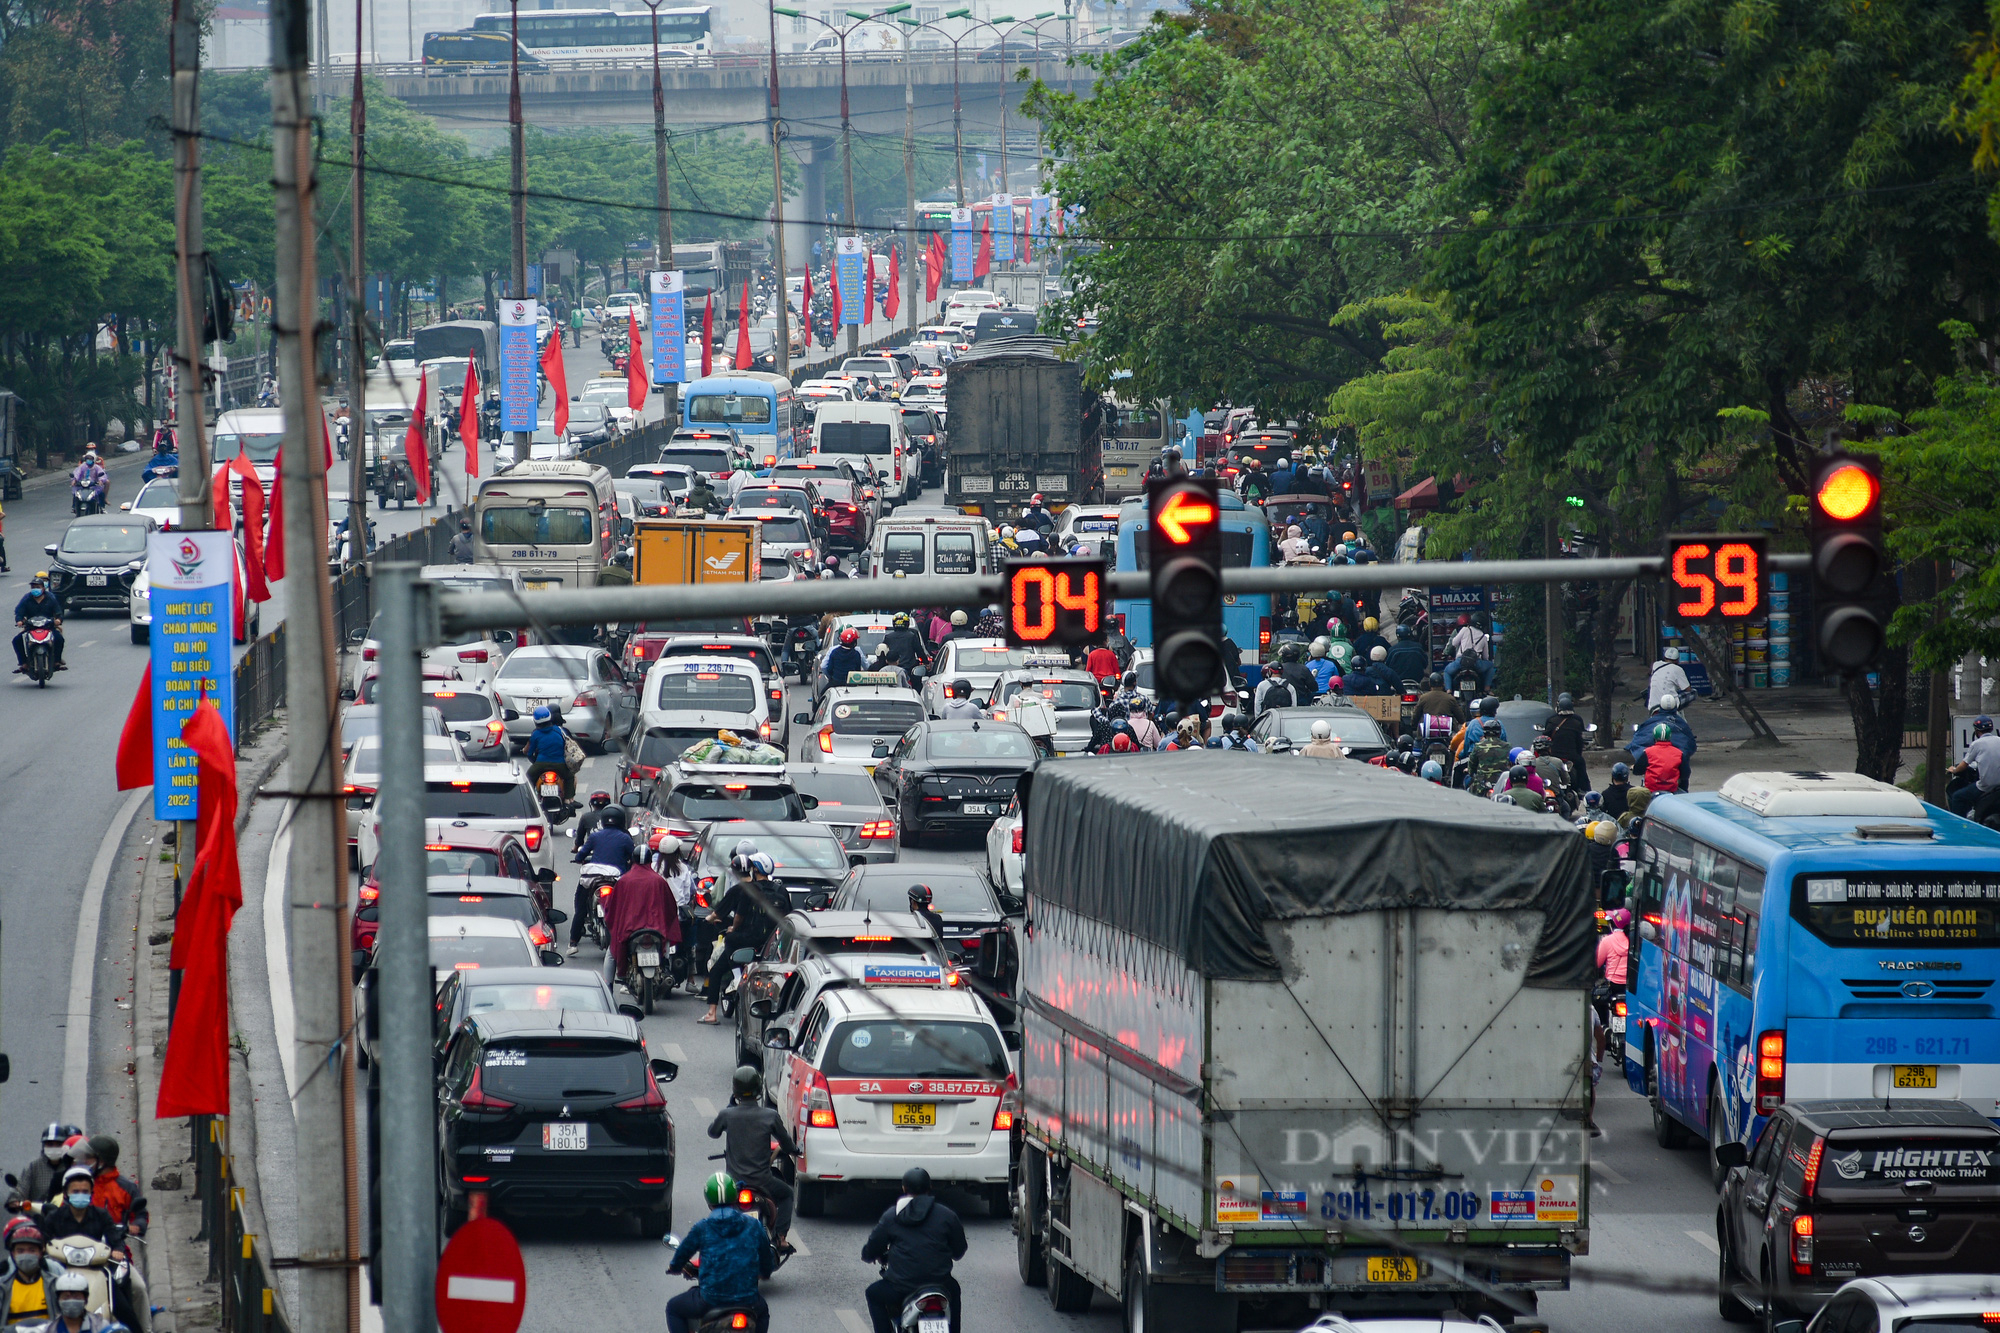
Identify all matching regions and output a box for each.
[1649,1049,1691,1149]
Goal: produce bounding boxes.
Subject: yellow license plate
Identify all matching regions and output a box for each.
[892,1103,936,1126]
[1894,1064,1938,1089]
[523,579,558,591]
[1366,1257,1422,1283]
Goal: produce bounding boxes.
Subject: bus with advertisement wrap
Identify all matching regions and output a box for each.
[1113,490,1272,677]
[1622,771,2000,1183]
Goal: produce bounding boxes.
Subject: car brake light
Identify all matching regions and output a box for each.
[362,647,377,660]
[487,720,505,738]
[460,1064,515,1111]
[818,726,835,754]
[1791,1214,1813,1274]
[616,1071,666,1111]
[1011,826,1024,854]
[724,782,747,790]
[1802,1134,1824,1197]
[433,690,459,698]
[859,821,894,839]
[528,923,550,946]
[342,784,376,796]
[359,884,380,902]
[1756,1030,1785,1111]
[994,1073,1020,1131]
[808,1069,838,1128]
[462,1175,490,1183]
[523,826,544,852]
[458,650,488,663]
[453,780,472,791]
[457,895,485,902]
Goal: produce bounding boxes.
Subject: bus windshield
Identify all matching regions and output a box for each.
[480,506,594,546]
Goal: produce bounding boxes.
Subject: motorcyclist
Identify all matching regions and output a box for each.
[880,614,928,677]
[80,1137,144,1240]
[1083,639,1121,682]
[1462,696,1503,749]
[524,706,573,800]
[708,1068,800,1254]
[1126,697,1163,750]
[1625,692,1696,791]
[69,453,108,510]
[938,679,985,721]
[1305,639,1339,693]
[906,884,947,945]
[1498,763,1548,812]
[1601,761,1633,818]
[1647,647,1691,710]
[1545,692,1591,790]
[449,518,476,563]
[3,1221,60,1324]
[1468,721,1511,794]
[1275,641,1319,704]
[33,1167,122,1246]
[13,574,65,673]
[1632,723,1684,794]
[12,1124,82,1210]
[1252,663,1296,716]
[1277,523,1313,562]
[687,473,721,514]
[825,628,867,689]
[569,805,636,954]
[1238,457,1271,503]
[1384,630,1429,686]
[1361,645,1399,694]
[699,847,786,1025]
[862,1167,967,1333]
[1018,493,1055,536]
[1322,620,1356,674]
[1415,673,1464,727]
[570,790,616,846]
[1947,715,2000,819]
[1214,715,1260,751]
[1352,616,1389,663]
[1298,719,1344,760]
[667,1172,776,1333]
[604,843,679,985]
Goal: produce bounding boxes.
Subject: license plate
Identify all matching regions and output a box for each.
[1107,467,1129,476]
[523,579,558,591]
[962,803,994,816]
[1612,1014,1626,1035]
[636,949,661,967]
[892,1102,936,1127]
[542,1122,588,1150]
[1366,1257,1422,1283]
[86,574,107,586]
[1894,1064,1938,1089]
[918,1321,948,1333]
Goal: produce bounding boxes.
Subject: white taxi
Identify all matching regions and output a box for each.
[764,954,1016,1218]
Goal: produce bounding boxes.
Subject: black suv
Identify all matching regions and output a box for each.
[436,1010,678,1234]
[1716,1099,2000,1326]
[46,515,153,612]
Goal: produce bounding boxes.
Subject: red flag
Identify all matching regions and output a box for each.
[541,334,570,437]
[885,247,900,321]
[227,454,271,604]
[733,282,753,371]
[700,293,715,378]
[830,261,843,329]
[626,310,650,412]
[975,215,992,280]
[263,450,285,583]
[459,360,481,478]
[924,234,943,302]
[1020,220,1032,265]
[115,663,153,790]
[866,250,877,327]
[156,695,243,1119]
[320,409,335,471]
[404,368,433,505]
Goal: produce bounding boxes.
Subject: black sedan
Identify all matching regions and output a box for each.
[436,1009,676,1234]
[1247,705,1391,761]
[46,515,153,612]
[831,864,1016,965]
[690,819,853,912]
[429,965,635,1065]
[870,718,1037,847]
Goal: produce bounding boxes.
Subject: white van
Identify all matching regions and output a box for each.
[638,656,774,749]
[472,460,618,590]
[869,514,992,578]
[809,403,912,505]
[212,408,288,488]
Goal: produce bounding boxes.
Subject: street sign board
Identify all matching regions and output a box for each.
[435,1216,526,1333]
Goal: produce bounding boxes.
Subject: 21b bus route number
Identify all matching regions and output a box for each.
[1322,1189,1481,1222]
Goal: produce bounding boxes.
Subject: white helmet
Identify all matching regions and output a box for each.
[1309,637,1329,658]
[55,1272,91,1296]
[1660,690,1680,711]
[1310,720,1332,740]
[1663,647,1680,662]
[1370,645,1387,662]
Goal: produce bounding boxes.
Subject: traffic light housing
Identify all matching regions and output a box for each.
[1809,453,1890,671]
[1147,477,1226,700]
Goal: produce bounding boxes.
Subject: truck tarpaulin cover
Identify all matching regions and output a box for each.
[1021,755,1594,985]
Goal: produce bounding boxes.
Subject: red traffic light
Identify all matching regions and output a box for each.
[1153,490,1217,544]
[1815,463,1879,522]
[1664,536,1764,622]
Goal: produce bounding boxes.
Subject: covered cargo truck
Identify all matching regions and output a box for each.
[943,336,1102,515]
[630,517,758,586]
[1011,755,1594,1330]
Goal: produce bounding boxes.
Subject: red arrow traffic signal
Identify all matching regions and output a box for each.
[1154,490,1218,544]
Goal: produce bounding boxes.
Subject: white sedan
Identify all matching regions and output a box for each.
[985,791,1023,893]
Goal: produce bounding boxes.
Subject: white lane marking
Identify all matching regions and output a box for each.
[1591,1159,1630,1184]
[76,640,98,649]
[267,811,298,1096]
[63,788,146,1123]
[788,1236,811,1258]
[693,1097,719,1120]
[837,1310,870,1333]
[1685,1228,1719,1256]
[659,1043,687,1063]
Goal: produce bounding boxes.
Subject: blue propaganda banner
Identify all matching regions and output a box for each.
[651,269,686,383]
[992,194,1014,264]
[950,207,975,283]
[834,236,866,326]
[497,298,539,432]
[147,531,236,821]
[1029,194,1051,245]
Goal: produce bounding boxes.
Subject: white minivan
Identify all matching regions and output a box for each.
[810,403,912,505]
[638,656,774,750]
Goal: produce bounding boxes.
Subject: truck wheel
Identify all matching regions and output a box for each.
[1016,1146,1047,1287]
[1649,1052,1691,1148]
[1121,1250,1151,1333]
[796,1176,825,1218]
[1047,1246,1094,1313]
[1717,1229,1752,1323]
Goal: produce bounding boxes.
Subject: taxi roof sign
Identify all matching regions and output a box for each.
[862,960,944,987]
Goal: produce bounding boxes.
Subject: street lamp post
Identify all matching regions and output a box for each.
[767,0,791,380]
[508,0,529,461]
[645,0,678,421]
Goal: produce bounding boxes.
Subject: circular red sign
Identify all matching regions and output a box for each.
[435,1216,527,1333]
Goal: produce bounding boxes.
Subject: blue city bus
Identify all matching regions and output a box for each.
[681,372,802,465]
[1623,771,2000,1177]
[1113,491,1272,674]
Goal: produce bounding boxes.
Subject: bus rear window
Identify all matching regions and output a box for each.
[1794,872,2000,946]
[689,395,772,424]
[481,507,592,546]
[1130,529,1255,569]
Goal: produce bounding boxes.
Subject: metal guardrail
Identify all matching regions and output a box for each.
[190,1115,293,1333]
[233,628,288,747]
[223,46,1095,78]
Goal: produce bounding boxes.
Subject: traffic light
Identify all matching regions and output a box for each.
[1808,453,1890,670]
[1147,477,1226,700]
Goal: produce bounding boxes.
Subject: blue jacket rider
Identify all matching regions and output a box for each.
[523,707,572,797]
[14,578,64,671]
[667,1174,775,1333]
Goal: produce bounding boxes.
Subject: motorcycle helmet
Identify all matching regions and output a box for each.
[1557,692,1575,709]
[588,790,612,809]
[1477,696,1499,717]
[728,840,760,875]
[907,883,934,910]
[533,705,552,722]
[1976,715,1996,736]
[703,1172,738,1209]
[1310,720,1332,740]
[1583,791,1603,809]
[1309,637,1329,658]
[1029,492,1044,505]
[601,806,628,830]
[1098,675,1119,691]
[732,1066,764,1101]
[1611,761,1631,780]
[839,628,859,647]
[996,524,1015,540]
[902,1167,933,1194]
[950,677,972,699]
[1532,736,1552,756]
[1507,747,1526,765]
[747,852,776,878]
[1429,673,1444,689]
[825,554,841,570]
[1327,621,1348,640]
[1362,617,1378,632]
[30,573,47,590]
[1659,690,1680,711]
[950,610,967,626]
[5,1222,44,1252]
[1420,760,1444,782]
[1508,764,1531,783]
[893,612,911,628]
[1652,723,1672,741]
[1369,646,1387,662]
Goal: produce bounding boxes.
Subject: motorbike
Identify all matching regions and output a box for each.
[376,456,417,510]
[895,1281,953,1333]
[1397,679,1423,737]
[1449,669,1486,710]
[780,624,819,682]
[41,1232,132,1327]
[20,616,57,686]
[577,863,620,950]
[621,925,673,1013]
[702,1155,795,1269]
[536,769,578,825]
[71,484,105,517]
[662,1237,764,1333]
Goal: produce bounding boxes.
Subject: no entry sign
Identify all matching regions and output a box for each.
[435,1216,527,1333]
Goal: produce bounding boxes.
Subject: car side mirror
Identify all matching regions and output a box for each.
[43,544,56,558]
[871,742,892,759]
[351,949,369,972]
[536,867,556,883]
[1003,1028,1023,1052]
[347,629,366,644]
[620,790,644,807]
[792,713,810,725]
[356,904,379,922]
[539,949,565,966]
[1713,1142,1747,1173]
[762,1029,791,1050]
[618,1002,644,1020]
[650,1057,679,1082]
[799,794,818,810]
[503,708,520,721]
[731,947,756,965]
[749,998,777,1019]
[120,502,132,511]
[545,909,568,925]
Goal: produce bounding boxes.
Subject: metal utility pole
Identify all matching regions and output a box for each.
[647,0,679,421]
[346,40,369,562]
[509,0,531,454]
[996,25,1009,198]
[271,0,361,1327]
[902,32,917,334]
[949,20,966,205]
[371,563,437,1333]
[170,0,212,530]
[839,27,858,355]
[766,0,791,380]
[1544,515,1565,705]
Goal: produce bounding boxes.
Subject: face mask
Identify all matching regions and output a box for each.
[58,1299,86,1319]
[13,1254,40,1278]
[42,1145,63,1163]
[67,1192,91,1210]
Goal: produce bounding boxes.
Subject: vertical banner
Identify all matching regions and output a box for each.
[148,531,236,822]
[1029,194,1051,247]
[950,207,976,283]
[992,194,1015,264]
[651,269,687,384]
[525,263,543,296]
[835,236,866,327]
[497,299,539,432]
